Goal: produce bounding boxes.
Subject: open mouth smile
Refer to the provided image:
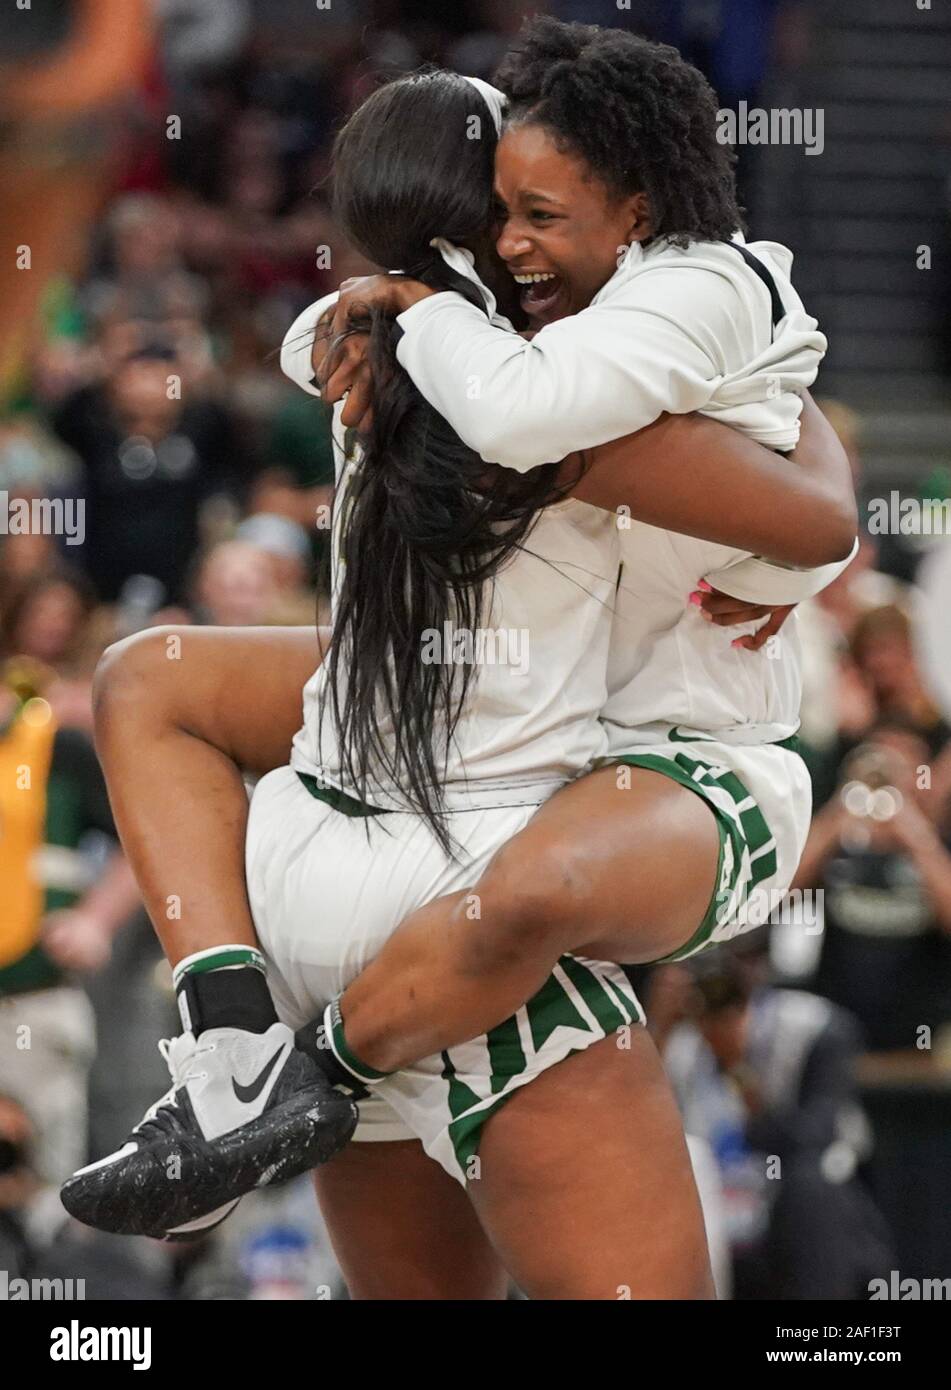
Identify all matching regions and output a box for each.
[510,270,566,324]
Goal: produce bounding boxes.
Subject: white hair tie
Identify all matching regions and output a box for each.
[459,75,507,136]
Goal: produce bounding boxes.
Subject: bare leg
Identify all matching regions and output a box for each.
[94,634,719,1103]
[340,766,720,1072]
[92,625,323,965]
[60,625,362,1237]
[314,1141,508,1300]
[470,1032,714,1300]
[91,624,713,1294]
[314,1037,711,1301]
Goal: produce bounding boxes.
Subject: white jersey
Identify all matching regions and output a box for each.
[602,524,804,753]
[391,236,838,747]
[281,290,619,811]
[604,241,825,748]
[395,233,825,466]
[280,235,837,805]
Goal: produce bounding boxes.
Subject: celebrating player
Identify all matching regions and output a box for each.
[63,26,855,1298]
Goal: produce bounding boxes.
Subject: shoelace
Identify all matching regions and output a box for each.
[132,1035,218,1140]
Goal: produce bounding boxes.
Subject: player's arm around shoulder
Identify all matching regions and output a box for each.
[400,270,736,473]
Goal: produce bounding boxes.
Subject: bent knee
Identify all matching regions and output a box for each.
[463,838,592,962]
[92,626,184,729]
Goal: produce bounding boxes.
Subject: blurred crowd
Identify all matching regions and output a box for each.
[1,0,950,1300]
[635,402,951,1298]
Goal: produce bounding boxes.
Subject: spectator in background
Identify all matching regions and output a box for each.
[191,539,281,627]
[0,421,84,601]
[78,194,202,328]
[813,534,906,655]
[802,599,948,806]
[0,568,98,672]
[0,1093,40,1280]
[0,660,139,1186]
[797,543,908,796]
[793,721,951,1054]
[0,566,117,736]
[259,392,335,524]
[796,400,910,791]
[234,514,317,623]
[793,402,942,808]
[658,946,891,1300]
[0,528,56,595]
[0,414,80,500]
[52,345,245,603]
[849,607,948,756]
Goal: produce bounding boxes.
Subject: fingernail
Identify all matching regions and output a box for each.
[697,579,713,592]
[731,638,744,649]
[700,609,713,622]
[688,591,703,606]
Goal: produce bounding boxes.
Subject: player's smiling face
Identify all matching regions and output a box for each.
[493,122,652,328]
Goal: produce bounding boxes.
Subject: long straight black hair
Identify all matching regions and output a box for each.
[322,72,571,848]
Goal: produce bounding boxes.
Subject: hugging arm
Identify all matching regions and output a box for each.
[95,404,849,978]
[326,269,825,471]
[325,274,713,461]
[297,292,854,572]
[568,391,857,569]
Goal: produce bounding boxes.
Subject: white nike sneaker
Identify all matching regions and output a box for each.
[60,1022,358,1240]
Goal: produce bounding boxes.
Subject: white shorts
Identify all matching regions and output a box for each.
[607,735,812,959]
[245,766,644,1183]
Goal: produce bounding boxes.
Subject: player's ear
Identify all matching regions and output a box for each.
[625,192,653,244]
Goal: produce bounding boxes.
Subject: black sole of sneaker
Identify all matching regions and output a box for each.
[164,1199,241,1244]
[60,1086,358,1240]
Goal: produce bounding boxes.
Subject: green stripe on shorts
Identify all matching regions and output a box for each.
[441,1052,484,1119]
[611,749,766,963]
[443,955,641,1179]
[559,956,627,1035]
[599,970,644,1025]
[485,1015,526,1096]
[526,969,590,1051]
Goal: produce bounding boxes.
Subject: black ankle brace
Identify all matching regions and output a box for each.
[178,965,278,1036]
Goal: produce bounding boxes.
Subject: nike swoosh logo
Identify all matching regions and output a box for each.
[669,726,715,743]
[232,1046,285,1104]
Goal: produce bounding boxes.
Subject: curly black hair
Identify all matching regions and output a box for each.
[495,17,743,249]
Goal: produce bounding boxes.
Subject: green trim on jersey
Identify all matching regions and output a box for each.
[296,771,388,818]
[667,727,802,758]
